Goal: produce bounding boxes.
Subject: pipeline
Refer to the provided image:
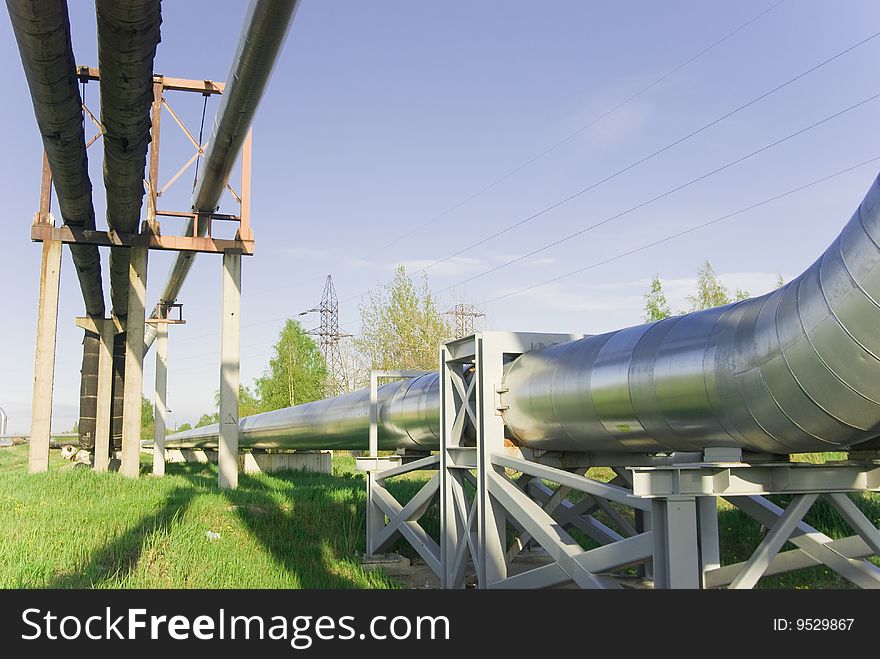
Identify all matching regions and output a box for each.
[143,0,300,354]
[96,0,162,317]
[6,0,105,318]
[170,173,880,456]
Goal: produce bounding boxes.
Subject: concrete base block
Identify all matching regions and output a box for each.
[362,553,412,577]
[161,449,332,475]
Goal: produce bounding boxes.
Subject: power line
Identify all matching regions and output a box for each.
[293,1,786,291]
[479,155,880,305]
[348,1,787,258]
[427,91,880,295]
[338,28,880,307]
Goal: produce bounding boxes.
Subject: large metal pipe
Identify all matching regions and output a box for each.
[7,0,105,318]
[143,0,300,353]
[170,173,880,455]
[96,0,162,316]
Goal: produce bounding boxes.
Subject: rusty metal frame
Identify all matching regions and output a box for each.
[31,67,253,256]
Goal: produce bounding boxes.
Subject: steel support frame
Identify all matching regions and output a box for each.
[29,69,253,484]
[436,331,880,589]
[364,454,442,575]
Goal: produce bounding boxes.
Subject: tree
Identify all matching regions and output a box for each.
[209,384,264,418]
[355,265,451,372]
[176,422,193,433]
[195,413,218,428]
[255,320,327,411]
[776,273,785,288]
[643,274,672,322]
[734,287,750,301]
[685,260,732,311]
[141,395,154,439]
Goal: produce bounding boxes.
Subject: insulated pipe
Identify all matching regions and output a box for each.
[169,174,880,455]
[501,173,880,455]
[169,373,442,451]
[7,0,105,318]
[143,0,300,354]
[96,0,162,316]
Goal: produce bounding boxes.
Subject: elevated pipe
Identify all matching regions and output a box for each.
[169,173,880,455]
[96,0,162,316]
[143,0,300,354]
[7,0,105,318]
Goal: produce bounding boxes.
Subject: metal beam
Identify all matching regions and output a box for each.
[487,470,616,589]
[705,535,875,588]
[729,493,818,589]
[493,453,651,511]
[31,224,254,255]
[728,495,880,589]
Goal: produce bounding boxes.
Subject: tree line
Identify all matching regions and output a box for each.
[644,259,784,322]
[173,265,453,429]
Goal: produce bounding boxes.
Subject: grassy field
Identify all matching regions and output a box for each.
[0,445,876,588]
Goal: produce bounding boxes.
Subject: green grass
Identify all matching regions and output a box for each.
[0,445,395,588]
[1,446,877,588]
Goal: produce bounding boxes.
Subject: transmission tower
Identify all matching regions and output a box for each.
[444,303,485,339]
[300,275,351,397]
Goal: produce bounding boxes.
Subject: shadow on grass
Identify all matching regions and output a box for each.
[47,485,196,588]
[171,462,391,588]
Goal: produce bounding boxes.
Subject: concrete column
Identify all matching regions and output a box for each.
[152,321,168,476]
[29,239,62,473]
[120,246,148,478]
[93,320,115,472]
[218,250,241,490]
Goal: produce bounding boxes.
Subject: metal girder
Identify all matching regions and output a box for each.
[631,463,880,497]
[705,535,875,588]
[486,470,620,589]
[496,533,653,589]
[370,473,440,552]
[493,453,651,511]
[826,493,880,555]
[729,493,819,589]
[31,224,254,255]
[727,495,880,589]
[371,481,441,575]
[372,454,439,482]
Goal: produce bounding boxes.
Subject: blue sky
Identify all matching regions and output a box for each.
[2,0,879,432]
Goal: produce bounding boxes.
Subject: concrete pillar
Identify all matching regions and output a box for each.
[218,250,241,490]
[93,319,115,472]
[29,239,62,473]
[152,321,168,476]
[120,246,148,478]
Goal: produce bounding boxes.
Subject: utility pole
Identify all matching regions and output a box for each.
[301,275,351,397]
[444,303,485,339]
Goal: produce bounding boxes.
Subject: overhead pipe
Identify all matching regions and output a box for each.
[95,0,162,317]
[143,0,300,354]
[6,0,105,318]
[170,173,880,456]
